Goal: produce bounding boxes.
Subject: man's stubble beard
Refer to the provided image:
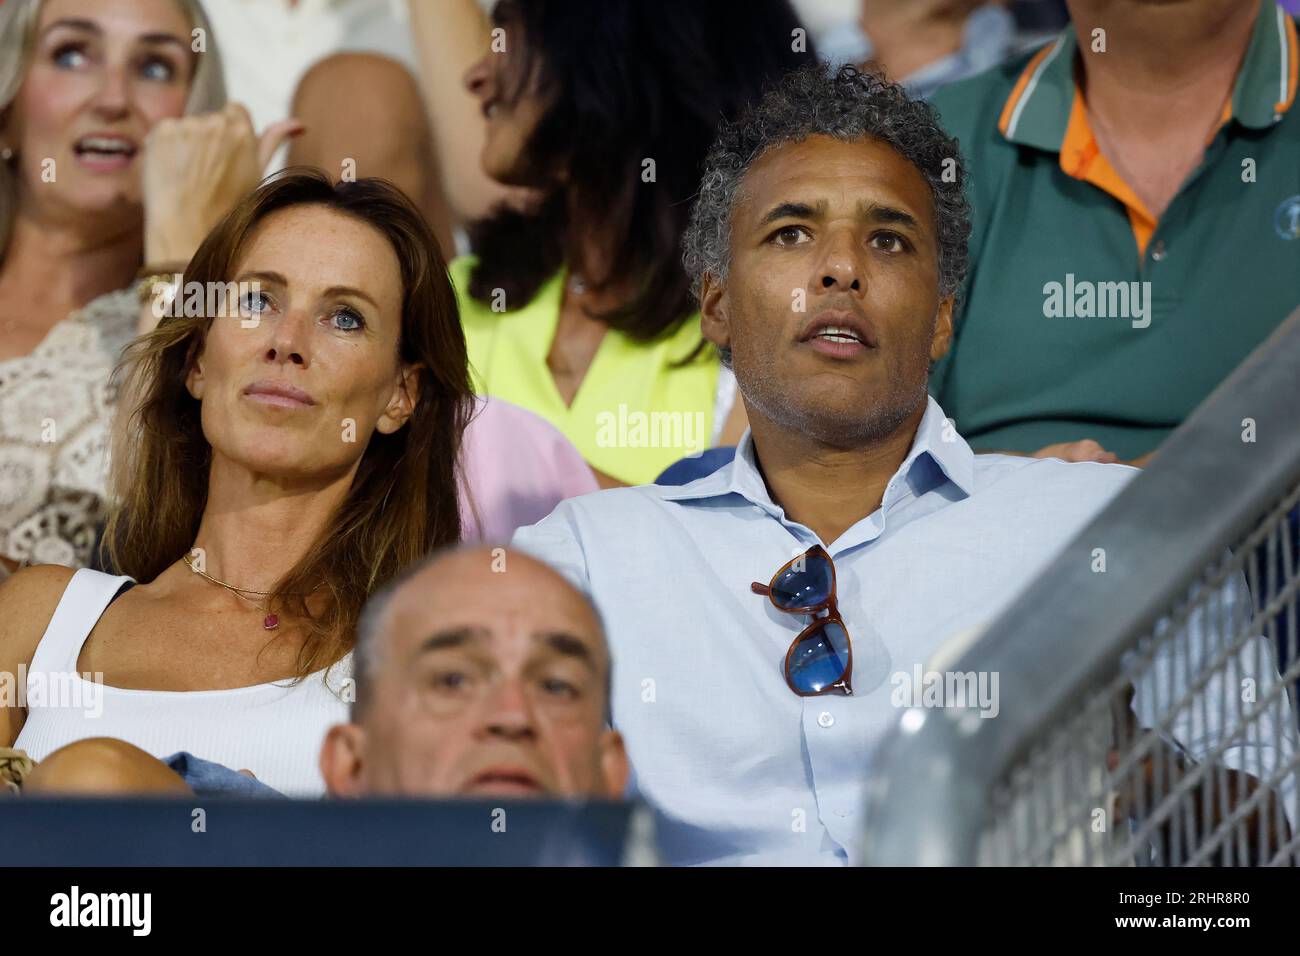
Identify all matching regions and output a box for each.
[732,330,933,450]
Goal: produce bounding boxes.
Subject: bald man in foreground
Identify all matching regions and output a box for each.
[320,546,628,800]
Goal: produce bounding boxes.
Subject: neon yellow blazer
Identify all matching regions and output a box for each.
[449,256,721,486]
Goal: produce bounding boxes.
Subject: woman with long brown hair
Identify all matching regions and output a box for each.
[0,170,474,795]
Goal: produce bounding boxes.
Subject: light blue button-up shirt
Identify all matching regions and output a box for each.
[512,397,1295,864]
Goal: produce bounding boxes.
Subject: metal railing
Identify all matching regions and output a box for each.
[862,305,1300,866]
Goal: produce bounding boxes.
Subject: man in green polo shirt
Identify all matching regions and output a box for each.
[929,0,1300,464]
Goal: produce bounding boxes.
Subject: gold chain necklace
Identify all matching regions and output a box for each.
[183,552,284,630]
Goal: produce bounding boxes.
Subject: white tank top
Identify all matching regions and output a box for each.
[13,568,353,796]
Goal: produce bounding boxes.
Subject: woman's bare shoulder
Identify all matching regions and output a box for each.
[0,564,77,660]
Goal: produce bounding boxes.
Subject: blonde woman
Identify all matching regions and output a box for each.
[0,0,300,576]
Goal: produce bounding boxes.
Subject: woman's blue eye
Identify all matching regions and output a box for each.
[140,57,176,82]
[332,308,365,332]
[53,44,88,69]
[240,290,271,314]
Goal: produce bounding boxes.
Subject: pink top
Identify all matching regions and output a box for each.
[459,396,599,543]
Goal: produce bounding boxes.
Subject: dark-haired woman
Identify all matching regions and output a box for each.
[0,172,474,796]
[414,0,817,487]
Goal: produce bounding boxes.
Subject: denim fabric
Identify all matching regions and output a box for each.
[164,751,286,798]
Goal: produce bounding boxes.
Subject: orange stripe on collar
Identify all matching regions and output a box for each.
[998,43,1057,137]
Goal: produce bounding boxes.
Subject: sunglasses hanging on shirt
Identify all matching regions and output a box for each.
[752,545,854,697]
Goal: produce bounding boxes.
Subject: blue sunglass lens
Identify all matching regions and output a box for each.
[787,619,850,694]
[770,552,833,609]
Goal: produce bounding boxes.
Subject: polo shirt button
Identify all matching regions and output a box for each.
[1150,240,1167,261]
[818,711,834,728]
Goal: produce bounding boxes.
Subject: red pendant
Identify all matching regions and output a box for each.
[263,613,279,630]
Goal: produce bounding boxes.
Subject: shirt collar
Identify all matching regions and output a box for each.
[660,396,976,511]
[998,2,1298,150]
[1232,2,1299,127]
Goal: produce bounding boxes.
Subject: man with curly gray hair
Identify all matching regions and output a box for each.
[682,63,970,454]
[512,64,1152,865]
[683,63,971,334]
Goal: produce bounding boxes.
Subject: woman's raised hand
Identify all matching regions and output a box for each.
[142,103,304,267]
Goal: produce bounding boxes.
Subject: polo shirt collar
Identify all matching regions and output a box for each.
[1233,1,1299,129]
[660,396,976,512]
[998,1,1298,150]
[997,29,1076,150]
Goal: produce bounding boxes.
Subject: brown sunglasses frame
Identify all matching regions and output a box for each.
[751,545,854,697]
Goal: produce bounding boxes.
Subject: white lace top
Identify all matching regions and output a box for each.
[0,288,137,569]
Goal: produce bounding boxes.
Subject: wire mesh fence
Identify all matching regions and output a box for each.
[862,307,1300,867]
[978,484,1300,866]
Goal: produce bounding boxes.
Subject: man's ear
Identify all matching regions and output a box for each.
[319,723,368,798]
[699,273,731,355]
[930,295,955,363]
[598,729,629,799]
[376,361,422,435]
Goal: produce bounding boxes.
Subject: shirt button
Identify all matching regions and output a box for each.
[1150,240,1167,261]
[818,711,834,728]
